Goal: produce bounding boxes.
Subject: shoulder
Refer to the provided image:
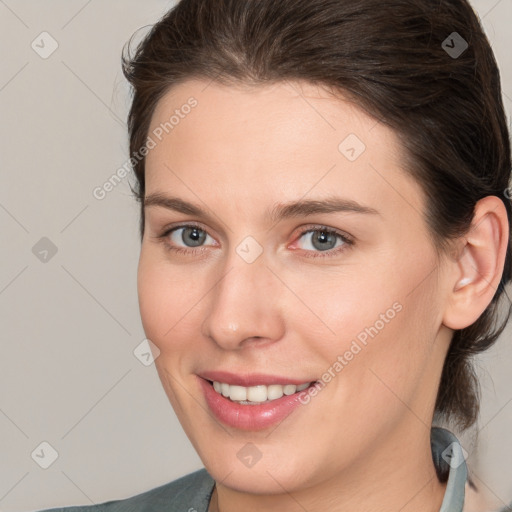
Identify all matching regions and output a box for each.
[36,468,215,512]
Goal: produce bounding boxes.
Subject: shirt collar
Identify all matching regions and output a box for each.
[431,427,468,512]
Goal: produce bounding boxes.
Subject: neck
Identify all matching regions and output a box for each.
[209,423,447,512]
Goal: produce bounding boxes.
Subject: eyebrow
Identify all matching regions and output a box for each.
[144,193,379,223]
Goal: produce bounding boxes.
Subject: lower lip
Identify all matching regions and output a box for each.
[198,377,313,431]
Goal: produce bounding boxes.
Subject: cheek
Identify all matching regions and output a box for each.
[283,265,402,349]
[137,250,189,346]
[333,275,441,423]
[298,256,439,396]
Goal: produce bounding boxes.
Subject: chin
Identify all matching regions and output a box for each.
[198,439,325,495]
[212,463,310,495]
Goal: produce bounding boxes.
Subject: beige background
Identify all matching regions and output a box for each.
[0,1,511,510]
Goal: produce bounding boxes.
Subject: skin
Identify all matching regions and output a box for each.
[137,79,509,512]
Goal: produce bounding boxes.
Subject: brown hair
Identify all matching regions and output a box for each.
[122,0,512,433]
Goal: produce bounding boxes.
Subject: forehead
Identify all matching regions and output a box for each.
[144,79,425,222]
[148,79,387,157]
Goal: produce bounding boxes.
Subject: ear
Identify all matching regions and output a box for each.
[442,196,510,330]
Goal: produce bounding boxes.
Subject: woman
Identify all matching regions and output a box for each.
[40,0,511,510]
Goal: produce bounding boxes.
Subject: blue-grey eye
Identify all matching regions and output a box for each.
[298,229,345,252]
[170,226,212,247]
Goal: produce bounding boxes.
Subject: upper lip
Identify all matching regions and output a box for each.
[199,370,315,387]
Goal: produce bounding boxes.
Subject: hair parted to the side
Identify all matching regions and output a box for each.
[121,0,512,436]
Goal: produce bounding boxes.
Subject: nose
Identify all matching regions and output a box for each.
[201,252,285,350]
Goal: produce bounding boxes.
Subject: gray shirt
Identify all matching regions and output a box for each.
[38,427,467,512]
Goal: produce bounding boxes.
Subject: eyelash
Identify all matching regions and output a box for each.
[156,222,354,259]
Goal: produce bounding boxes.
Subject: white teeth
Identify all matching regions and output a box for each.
[283,384,297,395]
[267,384,284,400]
[247,385,267,403]
[211,381,312,403]
[229,385,247,401]
[221,382,230,397]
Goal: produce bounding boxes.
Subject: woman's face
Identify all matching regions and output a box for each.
[138,79,453,496]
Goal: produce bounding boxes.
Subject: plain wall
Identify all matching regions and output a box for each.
[0,0,511,510]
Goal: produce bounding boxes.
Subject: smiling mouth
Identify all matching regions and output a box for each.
[207,379,317,405]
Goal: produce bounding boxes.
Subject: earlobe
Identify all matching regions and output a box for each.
[443,196,509,330]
